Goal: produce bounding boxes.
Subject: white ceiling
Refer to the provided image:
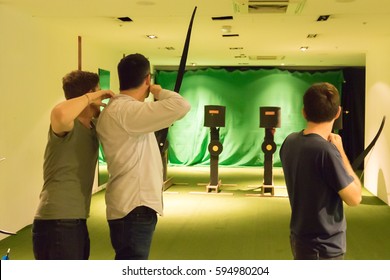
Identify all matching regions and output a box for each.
[4,0,390,68]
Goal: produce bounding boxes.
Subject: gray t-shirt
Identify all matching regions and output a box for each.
[280,131,354,257]
[34,120,98,219]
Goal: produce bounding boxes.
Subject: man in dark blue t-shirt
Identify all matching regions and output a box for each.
[280,82,362,260]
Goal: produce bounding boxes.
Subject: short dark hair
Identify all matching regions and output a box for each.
[303,82,340,123]
[118,53,150,90]
[62,70,99,100]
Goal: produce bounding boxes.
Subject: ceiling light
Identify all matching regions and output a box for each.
[146,35,158,39]
[221,25,232,33]
[307,34,317,38]
[300,46,309,51]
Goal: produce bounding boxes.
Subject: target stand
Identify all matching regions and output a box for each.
[161,140,174,191]
[259,107,281,196]
[204,105,225,193]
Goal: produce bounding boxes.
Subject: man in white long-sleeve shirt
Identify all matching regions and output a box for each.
[96,53,191,260]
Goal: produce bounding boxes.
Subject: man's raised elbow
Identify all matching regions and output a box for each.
[346,197,362,206]
[179,102,191,117]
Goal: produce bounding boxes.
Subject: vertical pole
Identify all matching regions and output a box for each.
[209,127,220,186]
[263,153,273,185]
[261,128,276,195]
[210,156,219,186]
[78,36,82,70]
[263,128,274,186]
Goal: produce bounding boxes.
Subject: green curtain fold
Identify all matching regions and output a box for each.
[156,68,343,167]
[98,68,110,164]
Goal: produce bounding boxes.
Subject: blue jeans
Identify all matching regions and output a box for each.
[32,219,90,260]
[290,235,344,260]
[108,206,157,260]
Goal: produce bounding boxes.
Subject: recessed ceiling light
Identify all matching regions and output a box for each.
[146,35,158,39]
[307,34,318,38]
[221,25,232,33]
[300,46,309,51]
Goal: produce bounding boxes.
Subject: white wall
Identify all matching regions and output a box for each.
[364,41,390,205]
[0,4,120,240]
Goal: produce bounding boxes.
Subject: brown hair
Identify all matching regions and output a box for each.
[303,82,340,123]
[62,70,99,100]
[118,53,150,90]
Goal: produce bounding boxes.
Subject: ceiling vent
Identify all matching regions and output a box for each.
[223,34,240,37]
[317,15,330,21]
[249,55,285,60]
[233,0,306,14]
[212,16,234,21]
[117,17,133,22]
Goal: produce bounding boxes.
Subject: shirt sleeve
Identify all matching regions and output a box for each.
[117,89,191,135]
[324,145,354,192]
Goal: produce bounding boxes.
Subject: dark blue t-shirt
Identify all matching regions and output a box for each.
[280,131,354,257]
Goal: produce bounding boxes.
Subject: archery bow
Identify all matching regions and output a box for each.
[155,6,197,153]
[351,116,386,171]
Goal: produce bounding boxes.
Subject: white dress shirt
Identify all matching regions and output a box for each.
[96,89,191,220]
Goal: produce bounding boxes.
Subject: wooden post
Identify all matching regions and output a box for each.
[78,36,82,70]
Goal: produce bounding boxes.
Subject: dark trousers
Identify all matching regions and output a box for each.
[32,219,90,260]
[108,206,157,260]
[290,235,344,260]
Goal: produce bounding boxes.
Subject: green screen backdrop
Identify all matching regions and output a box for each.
[155,68,343,167]
[98,68,110,164]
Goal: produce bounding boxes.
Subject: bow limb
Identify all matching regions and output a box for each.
[0,229,17,235]
[155,6,197,153]
[352,116,386,171]
[174,6,197,93]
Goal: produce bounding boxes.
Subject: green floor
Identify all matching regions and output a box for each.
[1,167,390,260]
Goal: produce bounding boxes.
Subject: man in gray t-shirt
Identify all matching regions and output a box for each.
[280,82,362,260]
[32,70,113,260]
